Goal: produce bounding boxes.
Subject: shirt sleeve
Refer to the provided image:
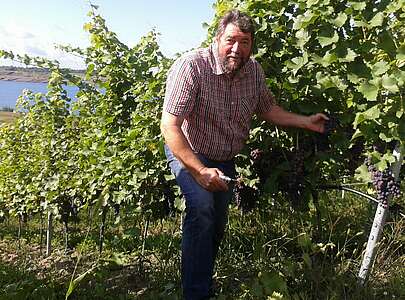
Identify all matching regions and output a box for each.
[255,63,276,115]
[163,55,200,117]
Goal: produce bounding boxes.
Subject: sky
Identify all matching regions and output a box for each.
[0,0,216,69]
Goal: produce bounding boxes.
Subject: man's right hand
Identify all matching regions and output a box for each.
[194,167,229,192]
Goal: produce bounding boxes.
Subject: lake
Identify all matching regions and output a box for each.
[0,80,78,109]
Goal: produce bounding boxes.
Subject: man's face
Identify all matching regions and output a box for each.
[216,23,253,74]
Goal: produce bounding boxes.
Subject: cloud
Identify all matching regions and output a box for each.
[24,45,47,57]
[0,23,86,69]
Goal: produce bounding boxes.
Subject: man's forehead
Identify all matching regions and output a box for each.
[222,24,251,39]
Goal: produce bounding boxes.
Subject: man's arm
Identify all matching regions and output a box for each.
[160,111,228,192]
[258,105,328,133]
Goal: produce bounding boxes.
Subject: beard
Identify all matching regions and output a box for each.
[221,56,248,74]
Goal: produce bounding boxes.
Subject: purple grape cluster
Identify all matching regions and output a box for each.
[250,146,310,211]
[250,148,264,161]
[314,114,340,152]
[162,182,176,216]
[234,179,258,213]
[113,203,120,217]
[250,147,284,184]
[323,115,339,136]
[365,158,401,207]
[285,149,309,211]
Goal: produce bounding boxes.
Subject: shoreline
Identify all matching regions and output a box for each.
[0,77,48,83]
[0,67,84,83]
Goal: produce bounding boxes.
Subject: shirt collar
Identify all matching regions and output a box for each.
[209,42,253,80]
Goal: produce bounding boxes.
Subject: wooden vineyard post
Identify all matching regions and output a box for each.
[46,210,53,257]
[358,144,404,284]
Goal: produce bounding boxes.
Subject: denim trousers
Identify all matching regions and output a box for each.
[164,145,236,300]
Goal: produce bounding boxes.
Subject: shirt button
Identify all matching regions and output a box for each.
[231,102,234,105]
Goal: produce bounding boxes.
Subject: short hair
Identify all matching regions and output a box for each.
[216,9,255,41]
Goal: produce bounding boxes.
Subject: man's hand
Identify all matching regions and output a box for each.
[194,167,229,192]
[260,106,329,133]
[305,113,329,133]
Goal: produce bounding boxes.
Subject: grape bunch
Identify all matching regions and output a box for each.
[234,178,258,213]
[365,158,402,207]
[345,138,365,175]
[113,203,120,217]
[284,149,309,211]
[323,115,340,136]
[250,148,264,161]
[315,114,340,152]
[162,181,176,216]
[250,147,284,184]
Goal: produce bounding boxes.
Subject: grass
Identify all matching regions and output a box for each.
[0,189,404,299]
[0,111,17,124]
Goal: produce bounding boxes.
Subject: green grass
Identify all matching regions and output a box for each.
[0,189,404,299]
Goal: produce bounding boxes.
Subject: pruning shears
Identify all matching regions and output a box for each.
[219,174,237,183]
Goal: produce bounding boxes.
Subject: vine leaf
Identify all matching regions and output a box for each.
[357,82,379,101]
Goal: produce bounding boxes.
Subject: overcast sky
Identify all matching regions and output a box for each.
[0,0,216,69]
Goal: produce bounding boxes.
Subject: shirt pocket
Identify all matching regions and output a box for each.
[238,94,257,127]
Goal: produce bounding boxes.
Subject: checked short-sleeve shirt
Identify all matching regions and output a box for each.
[164,42,275,161]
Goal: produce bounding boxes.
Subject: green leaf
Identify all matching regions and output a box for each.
[376,158,388,171]
[369,12,384,28]
[65,266,96,299]
[357,82,379,101]
[348,1,366,11]
[379,133,392,142]
[381,75,399,93]
[317,31,339,48]
[332,12,348,27]
[285,52,308,75]
[306,0,320,8]
[379,31,396,57]
[371,61,389,76]
[397,43,405,60]
[295,29,310,48]
[382,153,396,164]
[302,253,312,269]
[293,11,317,30]
[347,59,371,79]
[313,51,338,67]
[354,164,372,183]
[298,233,312,250]
[363,104,381,120]
[83,23,93,32]
[351,129,363,140]
[353,105,381,126]
[338,48,358,62]
[398,118,405,140]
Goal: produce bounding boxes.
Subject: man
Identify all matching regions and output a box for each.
[161,9,327,300]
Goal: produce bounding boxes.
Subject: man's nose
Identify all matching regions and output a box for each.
[231,42,240,53]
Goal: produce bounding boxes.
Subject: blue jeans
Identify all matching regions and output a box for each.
[164,145,235,300]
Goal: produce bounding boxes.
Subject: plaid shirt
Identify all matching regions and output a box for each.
[164,42,275,161]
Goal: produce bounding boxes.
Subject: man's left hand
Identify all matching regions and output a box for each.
[305,113,329,133]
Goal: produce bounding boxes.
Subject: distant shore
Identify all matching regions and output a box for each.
[0,75,48,83]
[0,66,84,83]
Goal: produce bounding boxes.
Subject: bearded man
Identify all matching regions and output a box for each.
[161,9,327,300]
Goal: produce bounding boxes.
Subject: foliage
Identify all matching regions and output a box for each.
[0,1,404,298]
[0,7,174,223]
[0,190,403,299]
[204,0,404,210]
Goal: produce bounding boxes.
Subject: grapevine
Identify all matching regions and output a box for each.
[234,178,258,213]
[365,158,401,208]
